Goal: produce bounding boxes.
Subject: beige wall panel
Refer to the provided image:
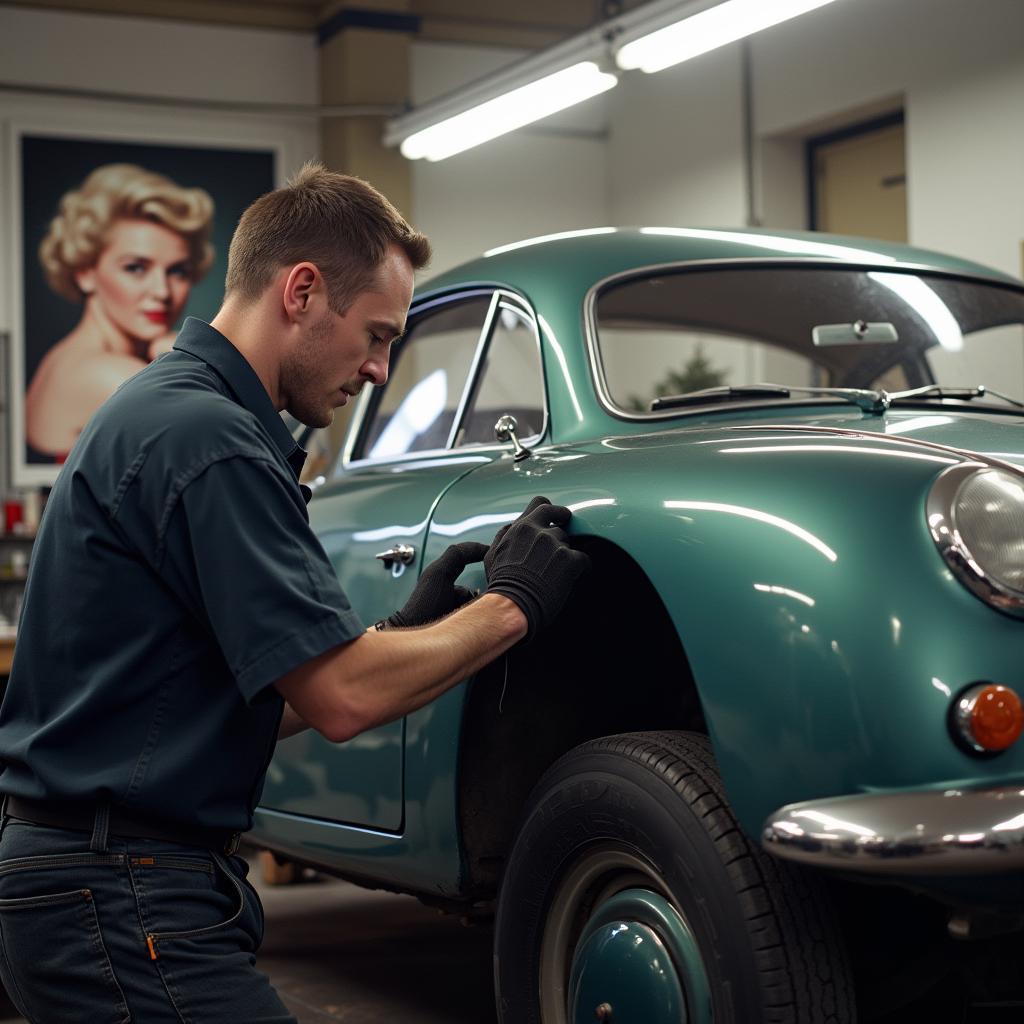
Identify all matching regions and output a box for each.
[321,117,412,216]
[815,123,907,242]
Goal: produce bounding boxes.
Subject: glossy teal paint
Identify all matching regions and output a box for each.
[570,923,685,1023]
[253,683,468,895]
[253,228,1024,900]
[254,452,492,878]
[568,889,711,1024]
[424,416,1024,837]
[419,228,1023,448]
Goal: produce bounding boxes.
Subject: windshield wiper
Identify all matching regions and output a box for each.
[887,384,1024,409]
[652,383,889,413]
[651,385,790,410]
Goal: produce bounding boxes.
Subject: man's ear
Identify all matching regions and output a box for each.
[282,263,320,324]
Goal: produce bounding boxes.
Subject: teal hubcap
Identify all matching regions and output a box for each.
[567,889,711,1024]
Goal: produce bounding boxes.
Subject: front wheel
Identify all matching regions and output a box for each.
[493,731,854,1024]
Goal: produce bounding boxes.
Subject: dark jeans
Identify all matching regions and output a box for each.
[0,815,296,1023]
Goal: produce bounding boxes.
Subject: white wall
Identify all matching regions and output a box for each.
[0,5,321,486]
[750,0,1024,276]
[0,4,321,327]
[607,43,746,228]
[409,41,610,275]
[908,56,1024,275]
[412,0,1024,280]
[0,6,318,105]
[0,0,1022,480]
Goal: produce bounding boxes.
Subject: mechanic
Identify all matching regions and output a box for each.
[0,163,588,1022]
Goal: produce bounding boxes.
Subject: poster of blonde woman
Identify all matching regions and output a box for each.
[13,134,276,482]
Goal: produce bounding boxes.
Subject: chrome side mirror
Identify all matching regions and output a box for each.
[494,415,532,462]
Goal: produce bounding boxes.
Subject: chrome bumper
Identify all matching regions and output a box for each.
[762,785,1024,875]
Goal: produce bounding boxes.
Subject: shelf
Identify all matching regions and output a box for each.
[0,534,35,544]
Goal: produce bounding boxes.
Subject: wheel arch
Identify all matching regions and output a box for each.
[456,536,706,897]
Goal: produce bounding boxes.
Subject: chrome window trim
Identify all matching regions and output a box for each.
[583,257,1024,424]
[927,461,1024,619]
[452,296,547,450]
[339,287,547,473]
[445,290,502,449]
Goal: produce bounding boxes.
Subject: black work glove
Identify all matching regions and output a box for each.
[384,541,489,629]
[484,495,590,642]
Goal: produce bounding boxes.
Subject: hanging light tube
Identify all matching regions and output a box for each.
[398,61,617,162]
[385,0,852,161]
[616,0,845,74]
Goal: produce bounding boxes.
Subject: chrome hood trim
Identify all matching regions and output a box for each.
[762,785,1024,875]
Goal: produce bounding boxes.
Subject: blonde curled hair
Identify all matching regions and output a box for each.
[39,163,215,302]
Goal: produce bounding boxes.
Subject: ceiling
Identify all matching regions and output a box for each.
[0,0,647,46]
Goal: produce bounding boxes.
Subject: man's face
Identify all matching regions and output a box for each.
[283,244,414,428]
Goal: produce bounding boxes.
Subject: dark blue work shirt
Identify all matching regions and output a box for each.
[0,318,365,832]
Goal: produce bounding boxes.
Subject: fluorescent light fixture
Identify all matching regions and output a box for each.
[398,61,616,162]
[617,0,844,74]
[385,0,850,161]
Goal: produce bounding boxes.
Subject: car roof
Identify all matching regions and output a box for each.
[418,227,1023,301]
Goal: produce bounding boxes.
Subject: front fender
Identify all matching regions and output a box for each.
[436,430,1024,839]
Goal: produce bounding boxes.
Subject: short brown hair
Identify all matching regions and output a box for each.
[40,163,214,302]
[225,162,431,313]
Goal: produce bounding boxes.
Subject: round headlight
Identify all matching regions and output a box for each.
[928,462,1024,617]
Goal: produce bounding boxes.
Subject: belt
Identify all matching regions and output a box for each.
[4,796,241,855]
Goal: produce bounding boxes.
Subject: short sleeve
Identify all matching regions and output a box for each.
[159,454,365,703]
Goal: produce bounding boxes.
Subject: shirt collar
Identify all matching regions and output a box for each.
[174,318,310,499]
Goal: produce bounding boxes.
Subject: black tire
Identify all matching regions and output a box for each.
[494,731,855,1024]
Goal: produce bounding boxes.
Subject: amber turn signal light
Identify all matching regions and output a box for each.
[952,684,1024,754]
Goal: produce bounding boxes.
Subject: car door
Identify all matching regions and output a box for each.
[417,295,550,598]
[261,290,502,831]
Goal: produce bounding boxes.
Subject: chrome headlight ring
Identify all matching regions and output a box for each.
[927,461,1024,618]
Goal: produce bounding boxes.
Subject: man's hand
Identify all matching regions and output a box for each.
[484,495,590,642]
[384,541,489,629]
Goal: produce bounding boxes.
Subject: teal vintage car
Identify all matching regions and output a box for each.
[252,228,1024,1023]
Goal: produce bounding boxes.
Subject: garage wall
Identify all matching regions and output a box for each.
[1,0,1022,487]
[606,44,746,229]
[413,0,1024,282]
[409,41,610,276]
[750,0,1024,276]
[0,5,318,105]
[0,5,321,488]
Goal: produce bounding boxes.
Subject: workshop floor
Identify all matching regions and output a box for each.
[0,853,1019,1022]
[249,853,496,1023]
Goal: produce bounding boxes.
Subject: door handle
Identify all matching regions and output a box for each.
[375,543,416,570]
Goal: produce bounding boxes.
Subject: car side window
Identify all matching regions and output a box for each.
[456,302,545,447]
[358,294,493,460]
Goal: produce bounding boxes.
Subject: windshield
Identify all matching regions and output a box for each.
[594,266,1024,413]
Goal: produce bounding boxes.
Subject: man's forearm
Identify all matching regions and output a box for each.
[276,593,526,743]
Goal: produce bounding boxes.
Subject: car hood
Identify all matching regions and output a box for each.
[620,408,1024,472]
[755,408,1024,471]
